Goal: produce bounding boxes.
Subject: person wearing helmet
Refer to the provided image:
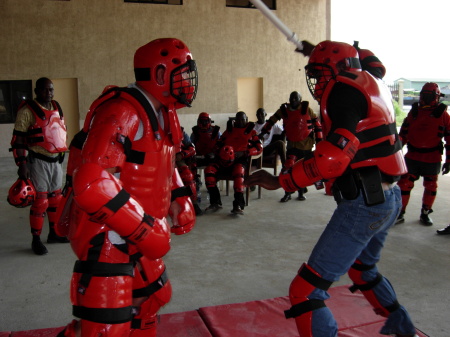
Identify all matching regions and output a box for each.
[10,77,69,255]
[176,127,203,215]
[395,82,450,226]
[246,41,418,337]
[259,91,323,202]
[57,38,197,337]
[204,111,262,215]
[190,112,222,198]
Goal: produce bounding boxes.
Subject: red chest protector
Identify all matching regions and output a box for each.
[66,87,179,253]
[320,71,406,177]
[222,123,256,152]
[404,103,448,149]
[24,100,68,153]
[192,125,220,155]
[282,102,313,142]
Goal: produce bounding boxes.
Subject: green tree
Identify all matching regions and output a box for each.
[392,100,406,126]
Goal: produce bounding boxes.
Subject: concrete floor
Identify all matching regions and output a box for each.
[0,158,449,336]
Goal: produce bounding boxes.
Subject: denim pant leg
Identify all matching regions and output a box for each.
[303,186,414,336]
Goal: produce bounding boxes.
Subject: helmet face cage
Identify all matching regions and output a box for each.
[7,179,35,208]
[420,83,441,107]
[198,113,211,131]
[170,59,198,108]
[305,63,335,101]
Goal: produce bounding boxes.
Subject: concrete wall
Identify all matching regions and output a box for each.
[0,0,330,157]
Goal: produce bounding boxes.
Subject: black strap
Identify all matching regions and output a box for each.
[72,305,133,324]
[355,122,397,144]
[73,260,134,277]
[132,269,169,298]
[70,130,88,150]
[171,186,193,202]
[116,133,145,165]
[349,272,382,293]
[299,265,333,291]
[352,138,402,163]
[104,189,131,213]
[407,142,443,154]
[25,100,46,120]
[284,299,326,319]
[77,233,106,292]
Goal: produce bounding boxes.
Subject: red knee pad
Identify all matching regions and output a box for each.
[232,164,245,193]
[348,260,399,317]
[285,263,332,337]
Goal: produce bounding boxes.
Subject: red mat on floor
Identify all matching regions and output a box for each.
[3,285,428,337]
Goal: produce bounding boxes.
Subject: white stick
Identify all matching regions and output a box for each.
[249,0,303,50]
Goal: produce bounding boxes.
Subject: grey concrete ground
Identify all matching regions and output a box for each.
[0,158,449,336]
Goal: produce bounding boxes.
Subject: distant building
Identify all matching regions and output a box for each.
[394,78,450,92]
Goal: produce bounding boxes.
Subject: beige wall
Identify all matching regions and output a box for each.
[0,0,330,157]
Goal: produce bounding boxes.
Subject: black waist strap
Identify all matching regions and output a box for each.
[74,260,134,277]
[72,305,133,324]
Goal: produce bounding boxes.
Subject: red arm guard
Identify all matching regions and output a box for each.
[73,162,171,259]
[279,128,360,192]
[247,131,263,157]
[179,144,196,159]
[10,131,28,166]
[169,168,195,235]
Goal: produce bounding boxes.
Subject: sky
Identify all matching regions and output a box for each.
[330,0,450,84]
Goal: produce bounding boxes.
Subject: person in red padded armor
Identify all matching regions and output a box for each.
[395,82,450,226]
[190,112,221,204]
[246,40,418,337]
[176,127,203,215]
[56,38,197,337]
[10,77,69,255]
[259,91,323,202]
[204,111,262,215]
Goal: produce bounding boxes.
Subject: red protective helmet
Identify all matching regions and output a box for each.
[219,145,235,167]
[134,38,198,109]
[305,40,361,102]
[7,178,36,208]
[197,112,212,131]
[420,82,443,107]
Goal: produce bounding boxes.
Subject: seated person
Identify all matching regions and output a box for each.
[254,107,286,166]
[190,112,221,195]
[176,127,202,215]
[204,111,262,215]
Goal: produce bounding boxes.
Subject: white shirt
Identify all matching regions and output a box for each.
[254,121,283,147]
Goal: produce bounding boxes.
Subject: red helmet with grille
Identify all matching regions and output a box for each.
[197,112,212,131]
[7,178,36,208]
[134,38,198,109]
[219,145,235,167]
[305,41,361,102]
[420,82,443,107]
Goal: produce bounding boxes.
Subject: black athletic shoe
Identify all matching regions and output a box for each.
[419,211,433,226]
[280,193,292,203]
[436,225,450,235]
[194,203,204,216]
[231,206,244,215]
[395,211,405,224]
[205,203,222,212]
[32,238,48,255]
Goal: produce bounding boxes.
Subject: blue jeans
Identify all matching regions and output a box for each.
[306,185,416,336]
